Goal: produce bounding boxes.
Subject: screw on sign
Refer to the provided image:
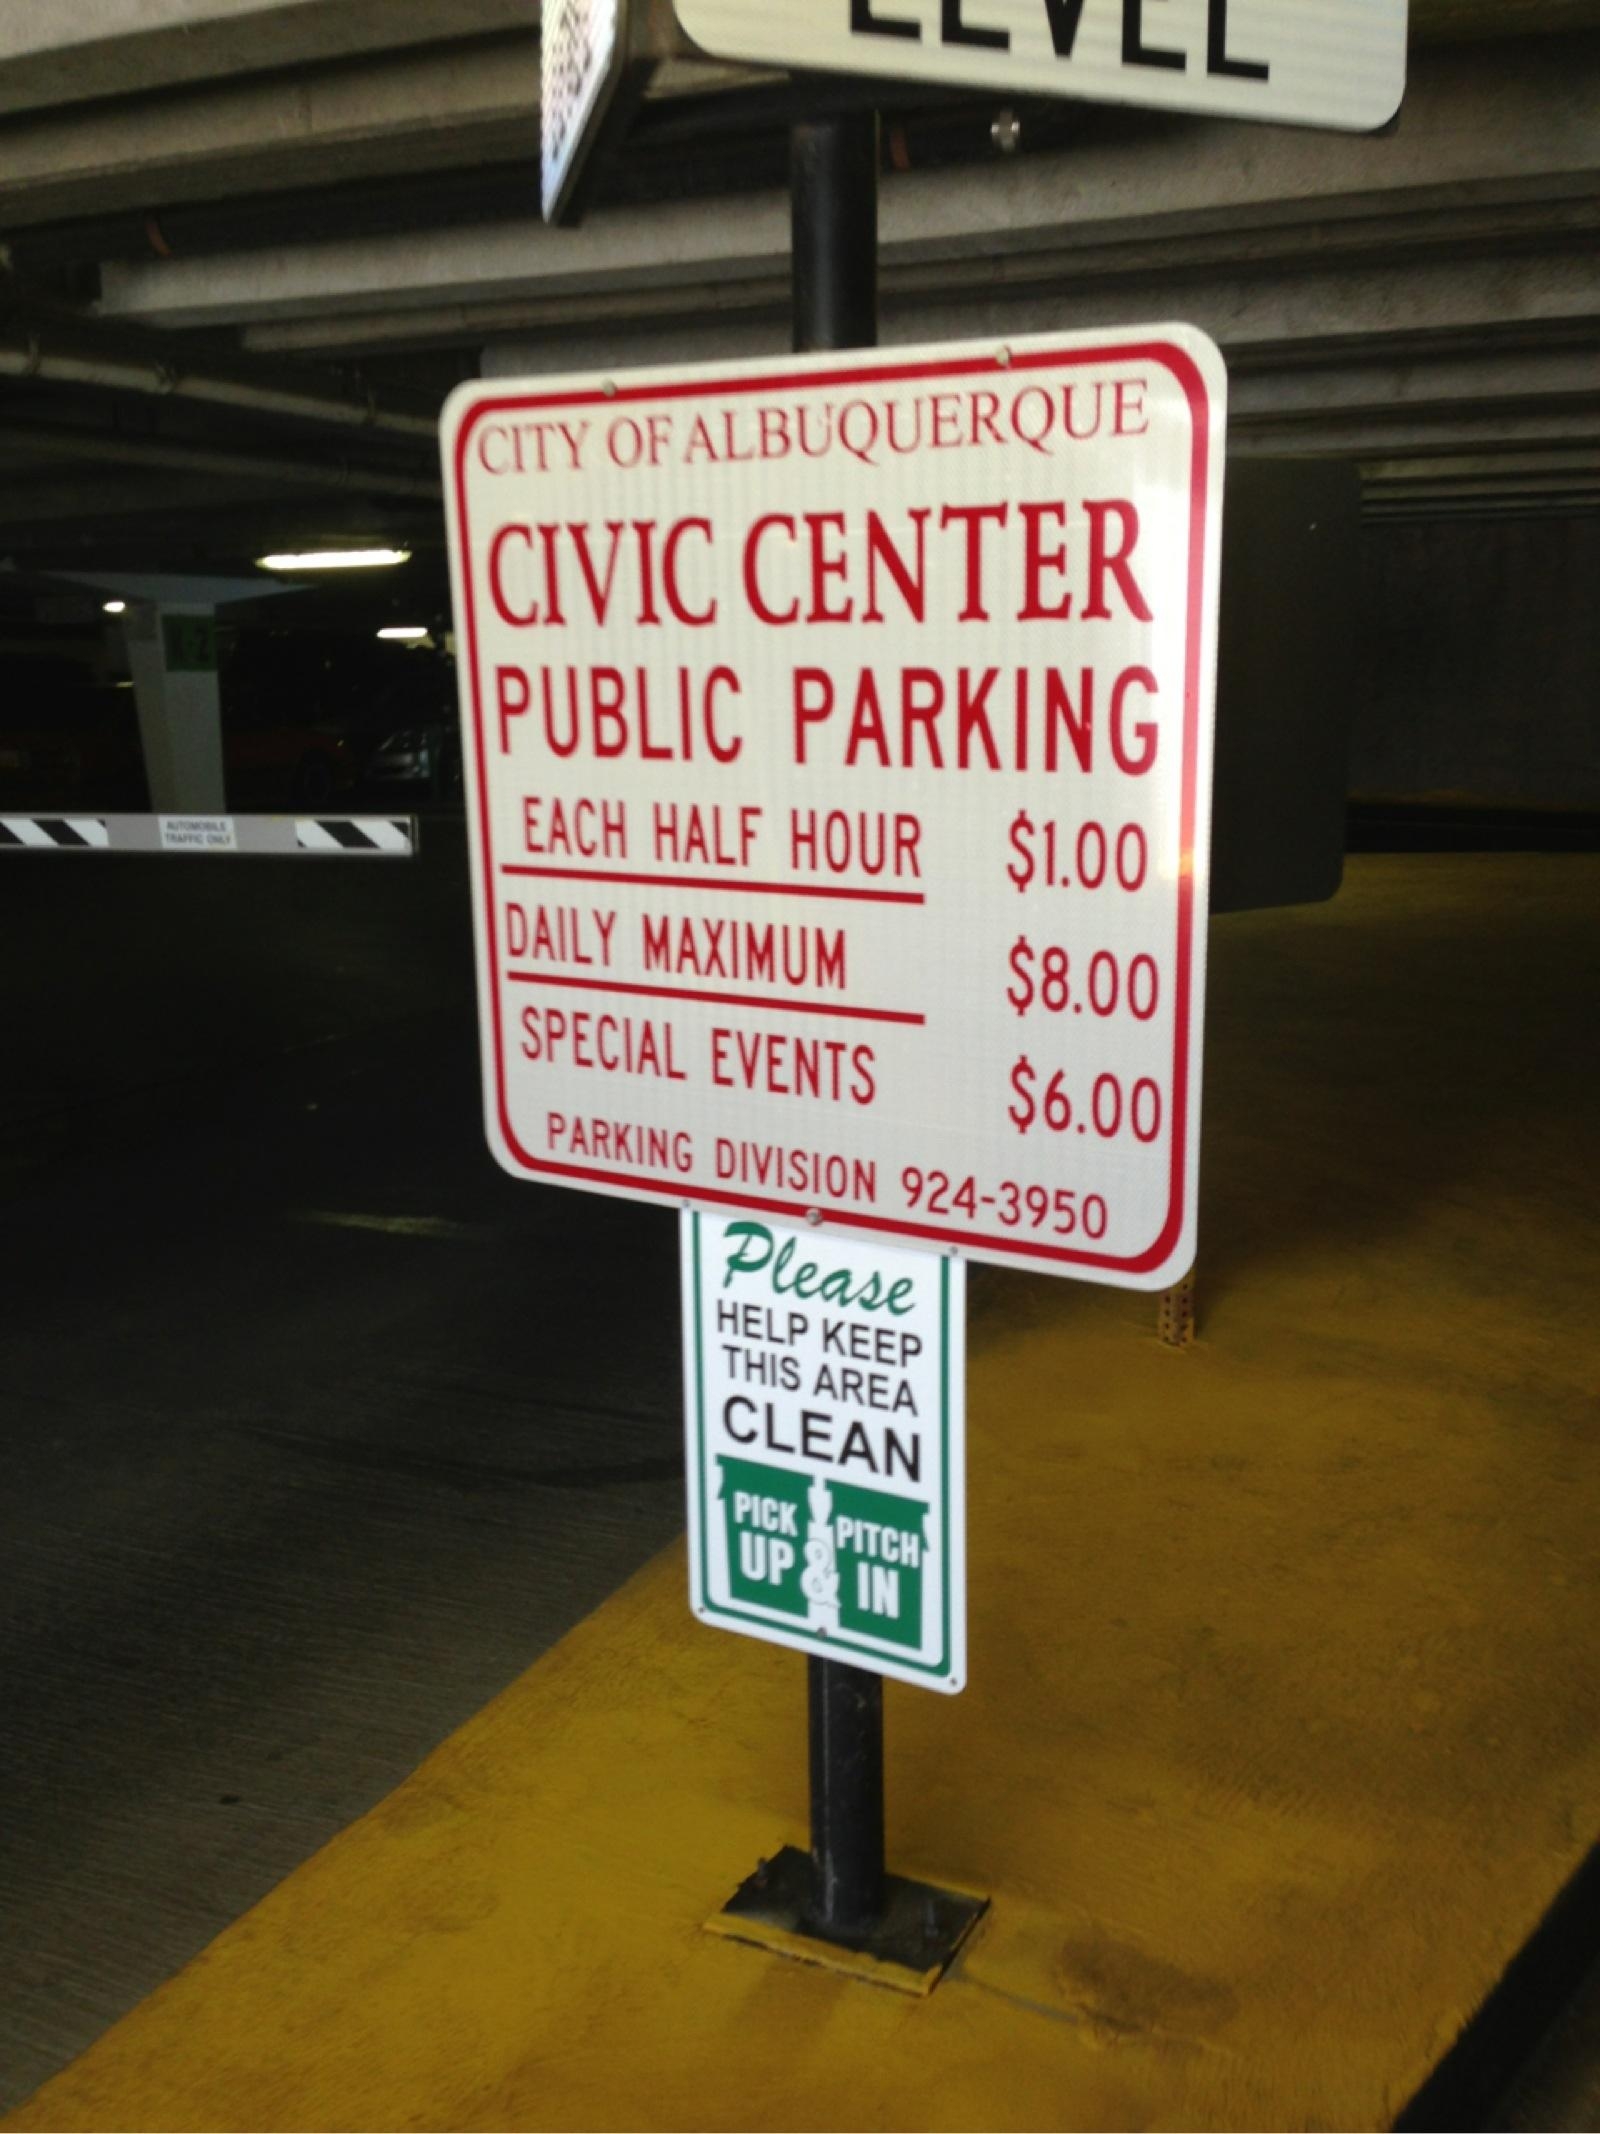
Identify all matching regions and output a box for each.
[442,325,1225,1292]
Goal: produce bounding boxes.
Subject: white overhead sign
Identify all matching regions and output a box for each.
[442,323,1224,1289]
[682,1211,966,1691]
[673,0,1407,134]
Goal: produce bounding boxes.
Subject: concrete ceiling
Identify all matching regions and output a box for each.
[0,0,1593,573]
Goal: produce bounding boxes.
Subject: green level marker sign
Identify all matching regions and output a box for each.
[682,1212,966,1694]
[161,613,218,673]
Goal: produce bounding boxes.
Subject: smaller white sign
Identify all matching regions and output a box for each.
[158,815,237,852]
[683,1212,966,1693]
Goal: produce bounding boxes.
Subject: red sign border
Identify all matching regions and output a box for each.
[449,337,1215,1277]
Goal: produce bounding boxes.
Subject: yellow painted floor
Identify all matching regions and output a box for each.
[11,854,1600,2132]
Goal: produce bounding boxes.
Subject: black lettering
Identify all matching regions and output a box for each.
[1042,0,1088,55]
[852,0,921,38]
[1207,0,1269,79]
[942,0,1008,49]
[1123,0,1186,70]
[723,1396,757,1445]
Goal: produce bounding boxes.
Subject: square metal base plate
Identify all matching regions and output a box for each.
[704,1845,988,1997]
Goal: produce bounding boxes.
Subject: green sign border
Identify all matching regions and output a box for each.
[688,1212,955,1684]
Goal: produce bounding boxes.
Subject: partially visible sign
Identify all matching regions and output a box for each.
[673,0,1407,133]
[683,1212,965,1693]
[543,0,658,225]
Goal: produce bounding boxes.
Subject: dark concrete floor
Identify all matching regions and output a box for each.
[0,823,685,2108]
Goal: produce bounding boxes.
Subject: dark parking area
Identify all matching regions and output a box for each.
[0,827,684,2107]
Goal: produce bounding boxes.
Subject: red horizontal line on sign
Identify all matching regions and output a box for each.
[505,969,925,1026]
[500,864,925,906]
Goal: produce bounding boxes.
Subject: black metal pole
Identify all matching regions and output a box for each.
[791,112,879,353]
[791,107,886,1941]
[808,1652,885,1934]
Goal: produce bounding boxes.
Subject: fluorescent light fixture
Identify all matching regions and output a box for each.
[377,625,430,642]
[103,599,127,615]
[256,547,411,572]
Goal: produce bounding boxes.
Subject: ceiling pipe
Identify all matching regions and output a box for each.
[0,420,442,499]
[0,261,440,439]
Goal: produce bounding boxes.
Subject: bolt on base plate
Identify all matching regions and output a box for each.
[704,1845,988,1997]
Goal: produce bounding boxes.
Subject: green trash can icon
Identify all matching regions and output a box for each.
[717,1457,810,1618]
[829,1480,931,1651]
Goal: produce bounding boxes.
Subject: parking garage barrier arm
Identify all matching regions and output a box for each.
[0,813,418,856]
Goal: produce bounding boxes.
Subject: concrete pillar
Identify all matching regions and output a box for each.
[125,601,225,813]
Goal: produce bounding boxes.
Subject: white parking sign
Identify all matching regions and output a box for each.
[442,325,1225,1289]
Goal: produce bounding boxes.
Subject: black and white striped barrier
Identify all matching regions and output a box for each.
[0,814,417,857]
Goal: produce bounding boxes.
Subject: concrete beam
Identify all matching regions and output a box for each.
[0,423,440,501]
[0,473,294,528]
[95,37,1600,334]
[0,0,529,118]
[259,234,1600,361]
[0,33,540,230]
